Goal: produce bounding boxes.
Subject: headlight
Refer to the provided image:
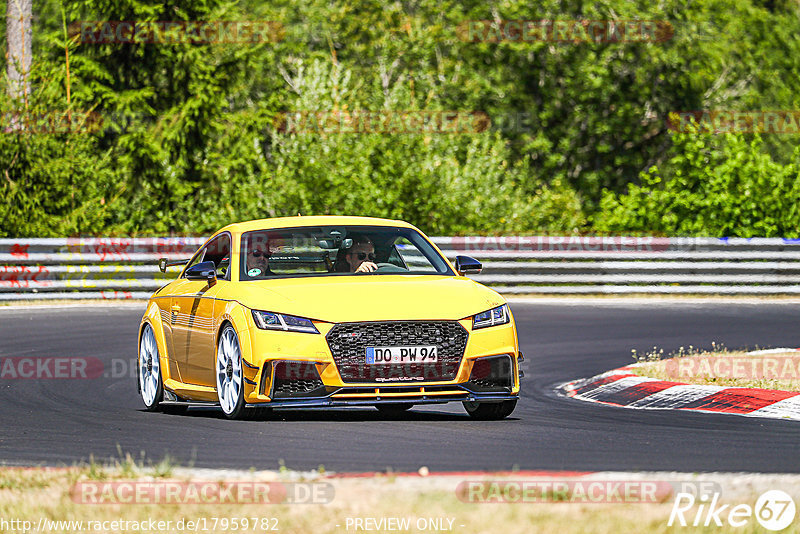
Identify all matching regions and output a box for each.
[252,310,319,333]
[473,304,510,330]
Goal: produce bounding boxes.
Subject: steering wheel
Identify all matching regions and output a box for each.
[374,263,408,273]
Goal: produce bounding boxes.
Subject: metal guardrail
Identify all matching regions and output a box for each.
[3,236,800,300]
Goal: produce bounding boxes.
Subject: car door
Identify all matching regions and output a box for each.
[170,233,231,387]
[159,247,207,384]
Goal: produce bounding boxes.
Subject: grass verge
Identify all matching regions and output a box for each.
[1,465,796,534]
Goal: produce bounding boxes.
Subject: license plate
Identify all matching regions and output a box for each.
[366,346,438,364]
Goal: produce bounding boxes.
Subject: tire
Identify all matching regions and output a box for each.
[462,399,517,420]
[216,325,246,419]
[376,403,414,416]
[138,324,164,412]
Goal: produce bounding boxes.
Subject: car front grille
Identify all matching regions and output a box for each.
[325,321,468,383]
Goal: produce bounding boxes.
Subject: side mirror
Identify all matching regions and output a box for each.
[185,260,217,285]
[158,258,189,273]
[454,255,482,276]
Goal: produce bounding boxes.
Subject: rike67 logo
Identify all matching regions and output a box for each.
[669,490,796,531]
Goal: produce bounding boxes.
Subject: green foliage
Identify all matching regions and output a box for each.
[0,28,116,237]
[54,0,274,234]
[595,130,800,237]
[255,0,800,210]
[2,0,800,237]
[254,59,585,235]
[0,124,115,237]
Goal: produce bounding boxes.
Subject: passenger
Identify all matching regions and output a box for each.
[246,243,271,277]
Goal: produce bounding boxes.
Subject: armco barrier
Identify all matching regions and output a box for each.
[3,236,800,299]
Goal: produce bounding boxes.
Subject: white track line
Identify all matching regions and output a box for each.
[628,385,725,408]
[576,376,654,401]
[749,395,800,421]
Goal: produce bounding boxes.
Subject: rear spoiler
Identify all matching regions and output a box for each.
[158,258,190,273]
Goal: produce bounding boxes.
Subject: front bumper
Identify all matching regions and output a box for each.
[245,388,517,410]
[240,316,522,406]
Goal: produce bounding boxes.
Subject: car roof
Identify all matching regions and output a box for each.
[217,216,417,236]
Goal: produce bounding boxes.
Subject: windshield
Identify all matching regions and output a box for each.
[239,225,453,280]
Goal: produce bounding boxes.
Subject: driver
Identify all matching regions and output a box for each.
[337,235,378,273]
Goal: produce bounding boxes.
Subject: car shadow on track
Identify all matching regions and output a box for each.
[146,407,490,422]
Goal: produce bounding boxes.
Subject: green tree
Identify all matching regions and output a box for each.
[595,130,800,237]
[59,0,270,234]
[0,60,115,236]
[0,10,115,237]
[226,59,586,235]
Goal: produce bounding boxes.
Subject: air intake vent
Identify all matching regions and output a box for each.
[272,361,326,398]
[463,355,513,392]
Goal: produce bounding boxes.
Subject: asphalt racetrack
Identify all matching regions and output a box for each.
[1,301,799,473]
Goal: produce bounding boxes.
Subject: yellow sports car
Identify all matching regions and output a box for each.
[138,216,522,420]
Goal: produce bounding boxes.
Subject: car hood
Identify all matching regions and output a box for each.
[233,275,506,323]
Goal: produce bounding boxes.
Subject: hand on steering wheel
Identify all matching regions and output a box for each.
[355,261,378,273]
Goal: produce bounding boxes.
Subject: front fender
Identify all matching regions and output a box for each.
[216,300,261,401]
[139,299,171,383]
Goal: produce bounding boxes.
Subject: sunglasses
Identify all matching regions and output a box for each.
[250,249,268,257]
[351,252,376,261]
